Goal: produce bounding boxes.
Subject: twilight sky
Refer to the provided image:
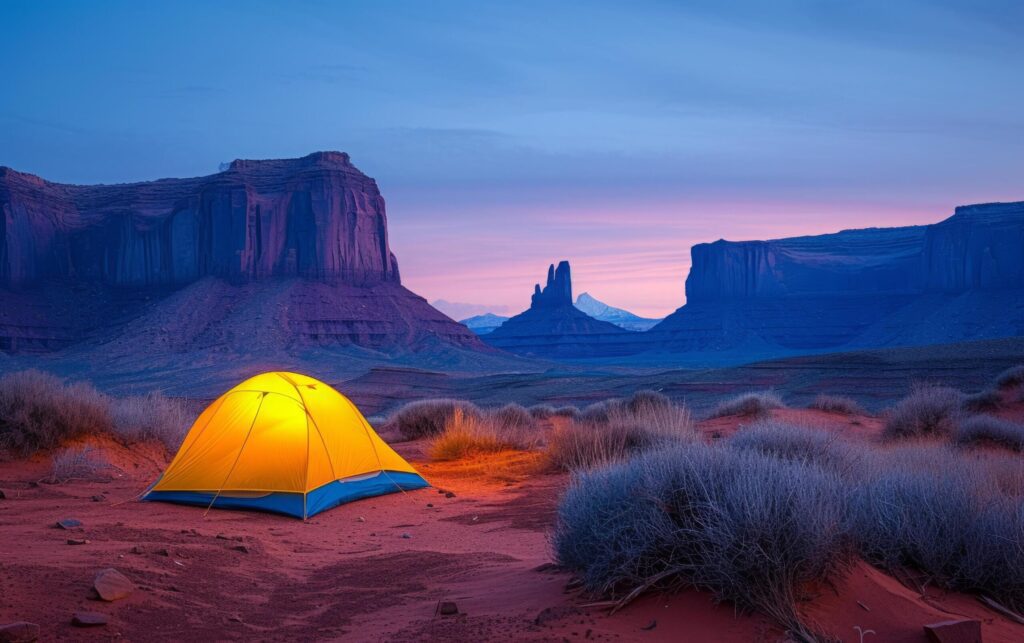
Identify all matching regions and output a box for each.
[1,1,1022,318]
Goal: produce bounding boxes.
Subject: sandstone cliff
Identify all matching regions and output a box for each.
[650,201,1024,354]
[0,153,487,357]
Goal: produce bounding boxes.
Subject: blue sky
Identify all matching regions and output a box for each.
[1,1,1022,317]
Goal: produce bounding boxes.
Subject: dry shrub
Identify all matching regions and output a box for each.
[429,407,541,460]
[954,415,1024,452]
[111,393,191,450]
[488,403,534,431]
[554,444,848,641]
[389,399,482,440]
[545,399,694,471]
[709,391,785,419]
[528,404,556,419]
[729,420,863,475]
[808,394,864,416]
[962,388,1002,412]
[49,445,108,483]
[0,370,112,455]
[994,364,1024,390]
[883,384,965,440]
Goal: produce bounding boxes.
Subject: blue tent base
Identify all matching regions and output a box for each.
[142,471,429,518]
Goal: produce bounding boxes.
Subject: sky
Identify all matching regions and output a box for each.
[1,1,1022,318]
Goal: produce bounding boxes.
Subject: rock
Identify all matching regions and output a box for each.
[401,533,411,539]
[71,612,108,627]
[156,548,170,557]
[0,622,39,642]
[55,518,82,530]
[484,261,633,358]
[0,489,6,500]
[216,534,229,540]
[93,568,134,601]
[0,154,486,356]
[356,517,365,523]
[130,546,143,555]
[90,495,104,502]
[66,538,89,545]
[438,601,459,616]
[232,545,249,554]
[426,503,433,508]
[924,620,982,643]
[444,492,456,499]
[641,619,657,631]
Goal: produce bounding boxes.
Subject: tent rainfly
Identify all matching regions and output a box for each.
[143,372,428,518]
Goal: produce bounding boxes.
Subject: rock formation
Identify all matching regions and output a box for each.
[647,201,1024,354]
[0,153,486,356]
[484,261,635,357]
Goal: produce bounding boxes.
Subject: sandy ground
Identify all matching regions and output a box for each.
[1,406,1023,642]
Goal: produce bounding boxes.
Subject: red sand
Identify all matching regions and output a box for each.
[2,408,1023,641]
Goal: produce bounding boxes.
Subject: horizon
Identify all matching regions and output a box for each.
[2,1,1022,317]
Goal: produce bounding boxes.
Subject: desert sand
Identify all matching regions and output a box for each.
[2,410,1023,642]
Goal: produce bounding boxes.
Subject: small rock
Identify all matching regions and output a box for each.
[401,532,411,539]
[426,503,433,508]
[641,619,657,631]
[0,489,6,500]
[232,544,249,554]
[438,601,458,616]
[55,518,82,530]
[444,492,456,499]
[228,616,242,623]
[156,548,170,557]
[436,489,445,494]
[130,546,143,555]
[90,495,104,502]
[93,568,134,601]
[924,620,981,643]
[0,621,39,642]
[357,516,365,523]
[216,534,229,540]
[71,611,108,627]
[67,538,89,546]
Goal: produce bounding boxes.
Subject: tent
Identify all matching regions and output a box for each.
[143,372,428,518]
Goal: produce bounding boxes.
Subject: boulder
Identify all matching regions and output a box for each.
[924,620,982,643]
[0,622,39,642]
[71,612,108,627]
[93,568,134,601]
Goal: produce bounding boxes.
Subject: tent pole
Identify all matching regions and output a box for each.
[204,392,267,517]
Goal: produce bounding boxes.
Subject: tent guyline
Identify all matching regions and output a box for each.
[142,372,429,519]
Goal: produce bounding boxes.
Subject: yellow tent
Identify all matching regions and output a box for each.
[143,372,428,518]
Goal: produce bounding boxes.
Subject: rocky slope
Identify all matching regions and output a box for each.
[0,153,488,360]
[574,292,662,331]
[484,261,636,357]
[647,201,1024,353]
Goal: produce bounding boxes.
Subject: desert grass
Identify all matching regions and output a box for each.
[729,420,863,475]
[49,445,109,483]
[545,397,694,471]
[808,394,864,416]
[554,444,848,641]
[709,391,785,419]
[882,384,965,440]
[429,407,541,460]
[388,398,483,440]
[963,388,1003,412]
[111,392,191,450]
[994,364,1024,390]
[954,415,1024,452]
[0,370,113,455]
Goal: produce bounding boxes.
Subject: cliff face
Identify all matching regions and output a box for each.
[652,201,1024,354]
[0,153,488,357]
[0,152,399,289]
[485,261,634,358]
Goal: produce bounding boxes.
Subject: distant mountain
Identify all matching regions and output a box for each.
[574,292,662,331]
[484,261,636,357]
[459,313,509,335]
[432,299,510,320]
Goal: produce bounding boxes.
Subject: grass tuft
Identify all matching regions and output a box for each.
[882,384,964,440]
[49,445,109,483]
[808,394,864,416]
[954,415,1024,452]
[388,399,483,440]
[0,370,113,455]
[709,391,785,419]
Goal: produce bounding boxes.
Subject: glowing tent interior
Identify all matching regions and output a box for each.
[142,372,428,518]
